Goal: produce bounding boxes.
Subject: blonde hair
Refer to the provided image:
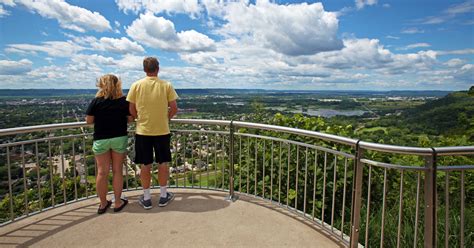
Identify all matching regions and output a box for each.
[95,74,123,99]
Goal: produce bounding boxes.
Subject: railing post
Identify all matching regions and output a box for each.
[350,141,363,248]
[424,149,437,248]
[226,120,238,202]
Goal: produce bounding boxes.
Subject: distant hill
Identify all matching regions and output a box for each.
[403,90,474,136]
[0,89,451,97]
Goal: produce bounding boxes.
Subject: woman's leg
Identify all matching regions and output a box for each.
[111,151,125,208]
[96,151,112,208]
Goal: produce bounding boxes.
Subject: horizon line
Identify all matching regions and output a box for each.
[0,88,455,92]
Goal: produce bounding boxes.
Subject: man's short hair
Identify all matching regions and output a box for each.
[143,57,159,73]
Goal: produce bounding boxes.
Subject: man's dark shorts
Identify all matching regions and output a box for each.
[134,134,171,165]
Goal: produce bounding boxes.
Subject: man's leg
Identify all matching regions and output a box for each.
[140,164,152,200]
[135,134,154,209]
[158,162,169,198]
[155,133,174,207]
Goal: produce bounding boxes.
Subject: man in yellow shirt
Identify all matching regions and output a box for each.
[127,57,178,209]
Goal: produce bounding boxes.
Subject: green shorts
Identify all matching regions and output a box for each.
[92,136,128,155]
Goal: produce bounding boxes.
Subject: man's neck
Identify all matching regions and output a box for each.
[146,73,158,77]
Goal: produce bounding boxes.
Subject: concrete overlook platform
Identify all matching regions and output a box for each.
[0,189,342,247]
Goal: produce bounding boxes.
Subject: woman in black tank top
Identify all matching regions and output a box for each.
[86,74,131,214]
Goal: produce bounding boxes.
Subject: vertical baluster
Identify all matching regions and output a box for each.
[254,138,258,196]
[35,142,42,211]
[413,171,421,248]
[341,157,348,240]
[239,135,242,193]
[303,147,308,216]
[278,141,282,204]
[460,170,465,247]
[262,140,266,199]
[48,140,55,206]
[82,137,88,198]
[183,134,187,188]
[125,134,130,190]
[312,150,318,221]
[214,133,217,189]
[444,171,449,248]
[270,140,274,202]
[286,143,290,208]
[295,145,299,210]
[350,145,364,248]
[72,139,77,200]
[349,155,357,241]
[321,152,327,226]
[247,137,250,194]
[176,134,181,188]
[221,135,225,189]
[191,133,195,188]
[397,170,404,248]
[206,134,210,189]
[21,145,28,215]
[380,168,388,248]
[365,165,372,246]
[7,147,14,220]
[60,140,66,203]
[172,133,178,188]
[331,155,337,232]
[199,133,202,188]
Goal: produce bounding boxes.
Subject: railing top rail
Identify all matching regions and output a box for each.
[433,146,474,156]
[0,122,90,137]
[358,141,434,155]
[358,142,474,156]
[171,119,231,126]
[232,121,359,147]
[1,119,473,156]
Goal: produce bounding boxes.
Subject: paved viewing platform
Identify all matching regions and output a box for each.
[0,189,342,247]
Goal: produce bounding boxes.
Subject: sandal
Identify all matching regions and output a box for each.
[98,200,112,215]
[113,199,128,213]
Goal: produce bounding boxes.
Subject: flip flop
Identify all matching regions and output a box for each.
[113,199,128,213]
[98,200,112,215]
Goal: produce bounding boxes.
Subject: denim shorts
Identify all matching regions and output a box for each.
[92,136,128,155]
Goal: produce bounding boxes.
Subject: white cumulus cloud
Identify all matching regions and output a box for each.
[217,1,342,56]
[16,0,111,32]
[313,38,393,69]
[0,59,33,75]
[401,27,425,34]
[126,12,216,53]
[397,43,431,50]
[6,41,85,57]
[0,5,10,17]
[115,0,201,18]
[355,0,377,10]
[92,37,145,54]
[445,58,465,67]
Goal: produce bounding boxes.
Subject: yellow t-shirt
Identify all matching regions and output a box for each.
[126,76,179,136]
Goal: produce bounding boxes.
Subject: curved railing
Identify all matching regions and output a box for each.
[0,119,473,248]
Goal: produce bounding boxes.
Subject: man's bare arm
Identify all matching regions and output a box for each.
[129,102,138,119]
[168,100,178,120]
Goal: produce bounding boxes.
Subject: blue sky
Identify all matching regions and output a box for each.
[0,0,473,90]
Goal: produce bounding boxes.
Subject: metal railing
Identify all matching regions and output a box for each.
[0,119,473,248]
